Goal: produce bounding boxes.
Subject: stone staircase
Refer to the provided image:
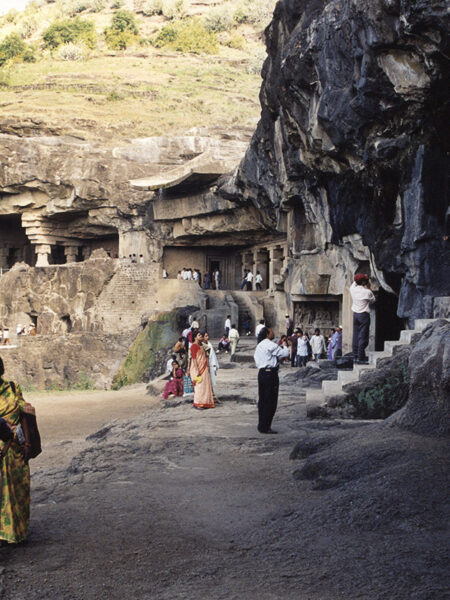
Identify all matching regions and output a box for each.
[305,318,447,416]
[230,290,265,335]
[96,262,159,331]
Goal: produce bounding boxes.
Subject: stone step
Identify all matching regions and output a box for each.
[322,380,344,395]
[383,339,408,353]
[368,350,391,365]
[337,370,359,385]
[399,329,420,343]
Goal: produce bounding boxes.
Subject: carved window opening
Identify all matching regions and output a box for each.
[61,315,72,333]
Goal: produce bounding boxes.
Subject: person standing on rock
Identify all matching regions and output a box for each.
[296,333,309,367]
[189,331,215,410]
[246,270,254,291]
[214,269,220,290]
[224,315,231,338]
[254,327,290,434]
[285,315,294,337]
[229,323,240,356]
[350,274,375,364]
[255,319,265,339]
[290,328,301,367]
[310,328,326,361]
[255,271,263,291]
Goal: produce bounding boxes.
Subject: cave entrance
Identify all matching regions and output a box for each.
[375,289,404,351]
[61,315,72,333]
[50,244,66,265]
[0,214,35,269]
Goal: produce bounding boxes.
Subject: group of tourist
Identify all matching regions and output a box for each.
[176,268,221,290]
[176,268,202,284]
[162,317,219,410]
[254,319,342,367]
[240,270,263,291]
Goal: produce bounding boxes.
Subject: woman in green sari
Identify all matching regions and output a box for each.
[0,358,31,544]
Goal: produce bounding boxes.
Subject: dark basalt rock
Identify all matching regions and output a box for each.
[235,0,450,321]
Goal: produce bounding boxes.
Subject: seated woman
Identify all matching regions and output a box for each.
[217,333,231,353]
[162,360,184,400]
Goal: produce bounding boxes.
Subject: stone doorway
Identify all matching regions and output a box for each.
[375,289,404,351]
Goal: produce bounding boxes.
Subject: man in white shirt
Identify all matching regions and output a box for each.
[224,315,231,337]
[310,328,326,361]
[255,319,265,339]
[255,271,263,290]
[246,270,254,291]
[350,273,376,363]
[229,323,240,356]
[254,327,290,434]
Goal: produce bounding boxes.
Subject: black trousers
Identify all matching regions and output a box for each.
[257,369,279,433]
[352,312,370,360]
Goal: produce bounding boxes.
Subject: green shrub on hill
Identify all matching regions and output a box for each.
[142,0,164,17]
[234,0,274,30]
[69,0,105,15]
[162,0,186,20]
[19,16,38,39]
[0,33,35,66]
[42,17,97,50]
[110,0,124,7]
[104,9,140,49]
[110,10,139,34]
[153,18,218,54]
[203,6,234,33]
[58,41,89,60]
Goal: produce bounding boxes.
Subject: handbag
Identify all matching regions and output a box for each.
[183,375,194,394]
[10,381,42,462]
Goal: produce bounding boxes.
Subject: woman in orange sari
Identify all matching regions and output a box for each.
[189,331,215,409]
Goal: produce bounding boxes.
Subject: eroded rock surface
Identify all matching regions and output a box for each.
[233,0,450,321]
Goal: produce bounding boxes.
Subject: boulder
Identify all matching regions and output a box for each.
[387,320,450,436]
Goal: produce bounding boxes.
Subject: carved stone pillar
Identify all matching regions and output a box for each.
[268,248,274,291]
[64,246,78,263]
[0,245,8,270]
[35,244,51,267]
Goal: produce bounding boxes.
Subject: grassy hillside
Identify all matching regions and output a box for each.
[0,0,274,141]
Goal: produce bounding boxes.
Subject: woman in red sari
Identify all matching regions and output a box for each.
[189,331,215,409]
[162,360,184,400]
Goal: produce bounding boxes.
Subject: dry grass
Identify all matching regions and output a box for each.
[0,0,271,141]
[0,49,262,140]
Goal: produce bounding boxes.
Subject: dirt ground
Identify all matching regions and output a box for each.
[0,350,448,600]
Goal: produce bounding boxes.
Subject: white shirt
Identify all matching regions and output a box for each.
[255,274,262,283]
[254,338,290,368]
[229,327,239,340]
[350,282,375,313]
[193,271,199,281]
[225,318,231,330]
[296,338,309,356]
[310,334,325,354]
[246,271,254,281]
[167,358,175,373]
[255,323,265,337]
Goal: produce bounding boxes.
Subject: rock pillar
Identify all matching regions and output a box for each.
[35,244,51,267]
[0,245,8,271]
[64,246,78,263]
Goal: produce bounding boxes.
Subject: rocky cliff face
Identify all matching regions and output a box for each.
[234,0,450,320]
